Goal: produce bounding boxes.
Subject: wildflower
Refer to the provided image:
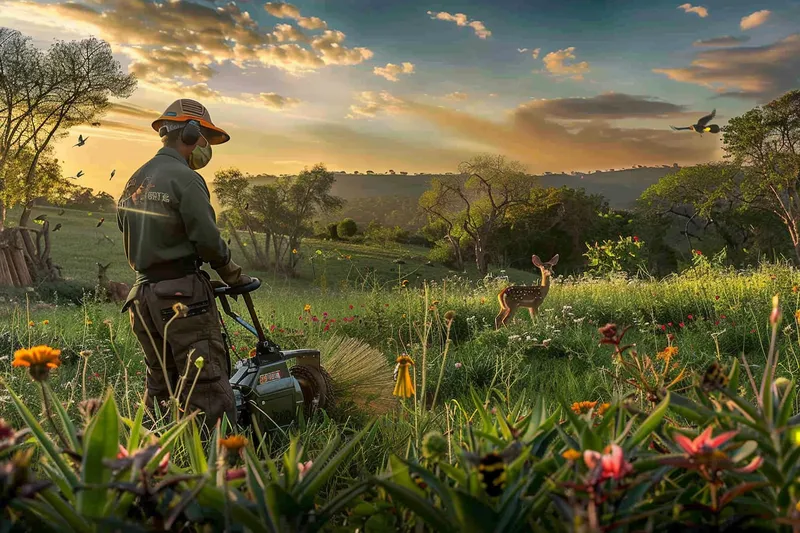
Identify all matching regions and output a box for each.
[85,320,92,325]
[42,320,49,325]
[715,295,720,300]
[401,279,409,287]
[687,314,693,320]
[226,468,246,481]
[219,435,248,455]
[297,460,313,479]
[598,323,617,341]
[670,426,762,478]
[304,304,312,313]
[562,449,582,461]
[27,321,34,327]
[455,362,462,369]
[571,401,598,415]
[444,310,455,322]
[402,313,407,318]
[116,445,170,476]
[678,322,685,328]
[422,431,448,461]
[392,354,415,399]
[695,250,702,256]
[657,346,679,362]
[480,297,486,304]
[194,356,205,370]
[793,286,799,294]
[292,248,298,254]
[349,304,354,310]
[12,345,62,382]
[661,324,666,331]
[632,236,640,242]
[542,339,552,348]
[584,444,634,481]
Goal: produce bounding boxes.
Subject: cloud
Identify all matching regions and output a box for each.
[444,91,469,101]
[542,47,590,80]
[426,11,492,39]
[346,91,407,119]
[488,93,498,97]
[373,62,415,82]
[740,10,771,30]
[532,48,541,59]
[653,33,800,101]
[106,102,160,120]
[526,93,690,119]
[258,93,302,110]
[264,2,328,30]
[3,0,371,105]
[693,35,750,47]
[339,91,718,171]
[678,4,709,17]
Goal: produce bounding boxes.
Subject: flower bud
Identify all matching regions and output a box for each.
[421,431,447,461]
[770,294,781,325]
[194,356,205,370]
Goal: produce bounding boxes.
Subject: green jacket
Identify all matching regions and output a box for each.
[117,147,230,287]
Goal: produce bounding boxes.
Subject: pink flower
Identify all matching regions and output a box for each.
[678,322,685,328]
[687,314,693,320]
[455,362,462,369]
[118,445,170,475]
[674,426,737,456]
[226,468,246,481]
[583,444,633,481]
[297,460,313,479]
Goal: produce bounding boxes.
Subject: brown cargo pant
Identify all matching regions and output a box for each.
[127,271,236,429]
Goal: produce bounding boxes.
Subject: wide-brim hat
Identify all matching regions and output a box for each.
[151,99,230,145]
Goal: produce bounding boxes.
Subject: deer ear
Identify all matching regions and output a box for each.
[532,255,543,267]
[548,254,559,266]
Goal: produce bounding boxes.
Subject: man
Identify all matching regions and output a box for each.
[117,98,250,429]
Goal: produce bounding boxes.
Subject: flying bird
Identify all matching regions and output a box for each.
[74,135,88,147]
[96,218,105,228]
[58,209,65,216]
[72,170,84,179]
[110,169,116,180]
[34,214,47,222]
[53,223,62,232]
[670,109,720,134]
[90,122,101,127]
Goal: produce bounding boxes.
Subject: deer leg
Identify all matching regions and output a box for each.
[495,306,508,329]
[528,307,537,322]
[503,306,517,327]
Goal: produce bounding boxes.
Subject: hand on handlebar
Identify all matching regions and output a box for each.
[215,259,252,287]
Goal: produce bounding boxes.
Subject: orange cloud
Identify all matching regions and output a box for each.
[693,35,750,47]
[374,62,415,82]
[678,4,709,18]
[264,2,328,30]
[426,11,492,39]
[740,10,771,30]
[542,47,590,80]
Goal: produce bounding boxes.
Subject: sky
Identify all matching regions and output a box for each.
[1,0,799,198]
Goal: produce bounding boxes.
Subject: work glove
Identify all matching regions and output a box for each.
[215,259,252,287]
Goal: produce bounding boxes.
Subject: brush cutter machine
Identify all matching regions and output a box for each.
[213,278,334,430]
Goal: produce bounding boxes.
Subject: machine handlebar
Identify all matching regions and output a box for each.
[213,278,262,296]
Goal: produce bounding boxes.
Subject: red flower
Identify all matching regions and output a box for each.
[714,321,720,325]
[679,322,684,328]
[661,324,667,331]
[695,250,703,255]
[349,305,354,310]
[583,444,634,482]
[675,426,737,455]
[667,333,675,341]
[720,315,726,319]
[633,236,640,242]
[668,322,673,327]
[715,295,720,300]
[687,314,693,320]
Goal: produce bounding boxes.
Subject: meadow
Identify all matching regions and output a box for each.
[2,205,800,531]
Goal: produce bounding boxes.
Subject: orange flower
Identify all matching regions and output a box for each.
[562,449,581,461]
[571,401,598,415]
[795,310,800,322]
[219,435,248,453]
[304,304,312,313]
[42,320,49,325]
[27,321,34,327]
[12,345,61,381]
[597,403,611,416]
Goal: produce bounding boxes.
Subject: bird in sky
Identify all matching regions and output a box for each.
[53,223,62,232]
[96,218,105,228]
[110,169,116,180]
[72,170,84,179]
[670,109,720,134]
[74,134,88,147]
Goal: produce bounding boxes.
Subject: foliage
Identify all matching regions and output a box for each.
[584,235,648,276]
[364,221,408,248]
[337,218,358,238]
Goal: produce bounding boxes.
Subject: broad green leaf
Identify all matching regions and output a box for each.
[730,440,759,463]
[265,484,299,524]
[44,383,80,453]
[38,487,91,533]
[728,358,741,392]
[77,392,119,518]
[4,380,80,488]
[374,479,454,533]
[628,392,670,448]
[777,379,797,428]
[668,393,716,424]
[439,462,468,486]
[184,420,208,473]
[127,401,146,452]
[450,490,497,533]
[387,454,425,496]
[195,485,269,533]
[313,482,372,532]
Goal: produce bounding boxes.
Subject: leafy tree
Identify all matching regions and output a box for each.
[213,169,269,268]
[419,179,466,270]
[0,147,74,222]
[337,217,358,237]
[723,90,800,262]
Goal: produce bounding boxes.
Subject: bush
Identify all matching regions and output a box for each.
[327,222,339,240]
[338,218,358,238]
[364,221,408,247]
[584,235,648,276]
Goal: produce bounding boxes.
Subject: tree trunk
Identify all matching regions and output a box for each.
[0,198,5,232]
[264,229,271,269]
[474,237,488,276]
[446,234,463,270]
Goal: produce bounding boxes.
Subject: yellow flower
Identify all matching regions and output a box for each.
[571,401,598,415]
[304,304,312,313]
[597,403,611,416]
[79,350,93,358]
[292,248,298,254]
[85,320,92,325]
[42,320,49,325]
[219,435,248,453]
[793,285,799,294]
[402,314,407,318]
[12,345,62,382]
[27,321,34,327]
[393,355,415,399]
[795,310,800,321]
[562,449,581,461]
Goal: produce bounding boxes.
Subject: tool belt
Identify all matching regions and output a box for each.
[134,256,202,285]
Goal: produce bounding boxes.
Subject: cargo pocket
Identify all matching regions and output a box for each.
[184,333,223,384]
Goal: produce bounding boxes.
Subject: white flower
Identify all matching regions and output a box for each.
[542,339,552,347]
[573,317,585,324]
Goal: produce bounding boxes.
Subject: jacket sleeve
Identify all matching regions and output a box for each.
[178,173,231,270]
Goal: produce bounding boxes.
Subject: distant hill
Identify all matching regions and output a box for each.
[242,166,677,210]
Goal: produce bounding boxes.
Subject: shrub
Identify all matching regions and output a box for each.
[584,235,648,276]
[327,222,339,240]
[338,218,358,238]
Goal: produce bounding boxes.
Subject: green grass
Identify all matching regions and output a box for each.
[2,204,800,462]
